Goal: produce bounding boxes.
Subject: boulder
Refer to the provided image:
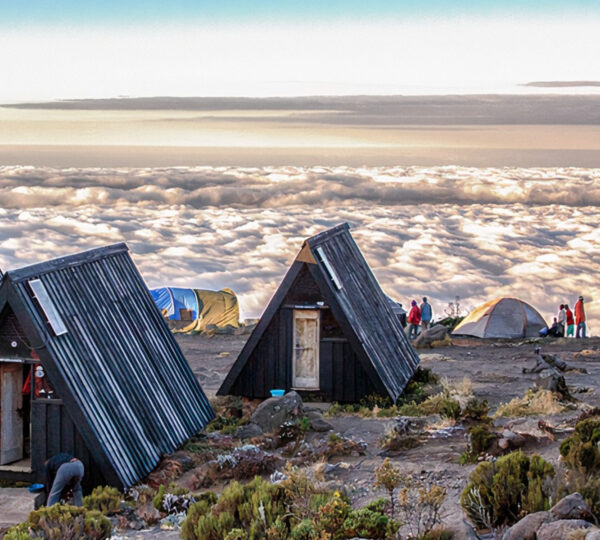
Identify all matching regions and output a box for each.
[497,429,526,451]
[305,409,333,432]
[414,324,451,349]
[535,374,571,399]
[585,530,600,539]
[446,520,479,540]
[234,422,264,439]
[250,391,304,433]
[536,519,594,540]
[501,511,551,540]
[550,492,594,522]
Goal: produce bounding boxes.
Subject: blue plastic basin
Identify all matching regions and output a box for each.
[29,483,44,493]
[270,389,285,397]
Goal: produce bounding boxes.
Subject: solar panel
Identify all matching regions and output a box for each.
[315,246,343,290]
[28,279,68,336]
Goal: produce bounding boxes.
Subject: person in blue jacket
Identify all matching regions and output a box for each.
[420,297,433,331]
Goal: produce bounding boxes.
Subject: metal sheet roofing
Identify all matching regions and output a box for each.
[306,224,420,401]
[2,243,214,488]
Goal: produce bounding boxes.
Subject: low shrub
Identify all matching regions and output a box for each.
[460,450,554,528]
[83,485,121,515]
[558,416,600,517]
[460,424,496,464]
[463,399,490,423]
[398,477,447,538]
[343,506,393,539]
[495,389,568,417]
[4,505,112,540]
[398,393,461,420]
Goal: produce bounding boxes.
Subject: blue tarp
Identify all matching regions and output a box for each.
[150,287,199,321]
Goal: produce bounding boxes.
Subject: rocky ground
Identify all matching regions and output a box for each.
[173,333,600,538]
[4,333,600,539]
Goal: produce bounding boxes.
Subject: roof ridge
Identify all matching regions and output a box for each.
[7,243,129,282]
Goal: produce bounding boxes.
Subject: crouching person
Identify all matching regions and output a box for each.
[45,453,85,506]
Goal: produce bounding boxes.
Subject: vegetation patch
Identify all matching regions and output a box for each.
[460,450,555,528]
[495,389,569,417]
[82,485,122,515]
[4,504,112,540]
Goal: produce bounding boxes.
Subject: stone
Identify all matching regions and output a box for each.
[550,492,594,522]
[135,500,161,526]
[501,511,551,540]
[446,520,479,540]
[306,409,333,432]
[0,488,39,530]
[414,324,451,349]
[250,391,304,433]
[234,422,264,439]
[536,519,594,540]
[585,530,600,539]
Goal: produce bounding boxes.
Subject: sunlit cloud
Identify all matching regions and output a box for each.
[0,165,598,333]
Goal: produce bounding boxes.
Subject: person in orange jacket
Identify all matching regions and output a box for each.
[407,299,421,340]
[574,296,586,338]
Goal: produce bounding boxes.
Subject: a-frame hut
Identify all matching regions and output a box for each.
[0,244,214,490]
[218,223,420,403]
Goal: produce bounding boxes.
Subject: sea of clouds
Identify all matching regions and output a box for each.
[1,165,598,332]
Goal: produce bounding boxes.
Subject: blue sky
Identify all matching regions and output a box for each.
[1,0,599,100]
[2,0,598,25]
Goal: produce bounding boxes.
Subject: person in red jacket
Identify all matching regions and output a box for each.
[574,296,587,338]
[407,299,421,340]
[564,304,575,337]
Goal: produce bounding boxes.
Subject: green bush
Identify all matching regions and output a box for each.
[4,505,111,540]
[463,399,490,422]
[82,485,121,515]
[3,523,31,540]
[460,451,554,528]
[558,417,600,518]
[560,417,600,472]
[343,507,391,539]
[181,477,285,540]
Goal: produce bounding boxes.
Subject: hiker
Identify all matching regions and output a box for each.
[45,453,84,506]
[548,318,563,337]
[407,300,421,340]
[420,297,433,330]
[565,304,575,337]
[556,304,566,337]
[575,296,587,338]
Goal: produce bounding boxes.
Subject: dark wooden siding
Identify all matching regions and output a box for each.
[31,400,106,491]
[0,306,32,358]
[319,338,377,402]
[229,309,293,399]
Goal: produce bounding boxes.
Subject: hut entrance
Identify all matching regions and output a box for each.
[0,362,25,465]
[292,309,320,390]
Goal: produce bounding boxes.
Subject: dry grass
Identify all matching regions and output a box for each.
[494,389,568,418]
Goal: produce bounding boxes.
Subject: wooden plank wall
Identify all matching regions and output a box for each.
[31,400,106,491]
[319,339,376,402]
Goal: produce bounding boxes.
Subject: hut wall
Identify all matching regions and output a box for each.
[30,399,106,490]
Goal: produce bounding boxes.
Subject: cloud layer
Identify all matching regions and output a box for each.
[1,165,598,332]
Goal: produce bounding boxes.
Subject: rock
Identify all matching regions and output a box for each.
[250,391,304,433]
[446,520,479,540]
[585,530,600,539]
[536,519,594,540]
[535,373,571,399]
[134,500,161,526]
[550,492,594,521]
[305,409,333,432]
[497,429,527,450]
[502,511,551,540]
[235,422,264,439]
[414,324,451,349]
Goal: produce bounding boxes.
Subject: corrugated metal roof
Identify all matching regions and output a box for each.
[306,224,420,401]
[219,223,419,401]
[4,243,214,488]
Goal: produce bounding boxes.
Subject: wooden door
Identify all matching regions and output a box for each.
[292,310,320,389]
[0,363,24,465]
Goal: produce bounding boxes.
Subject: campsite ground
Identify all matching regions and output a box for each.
[175,333,600,536]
